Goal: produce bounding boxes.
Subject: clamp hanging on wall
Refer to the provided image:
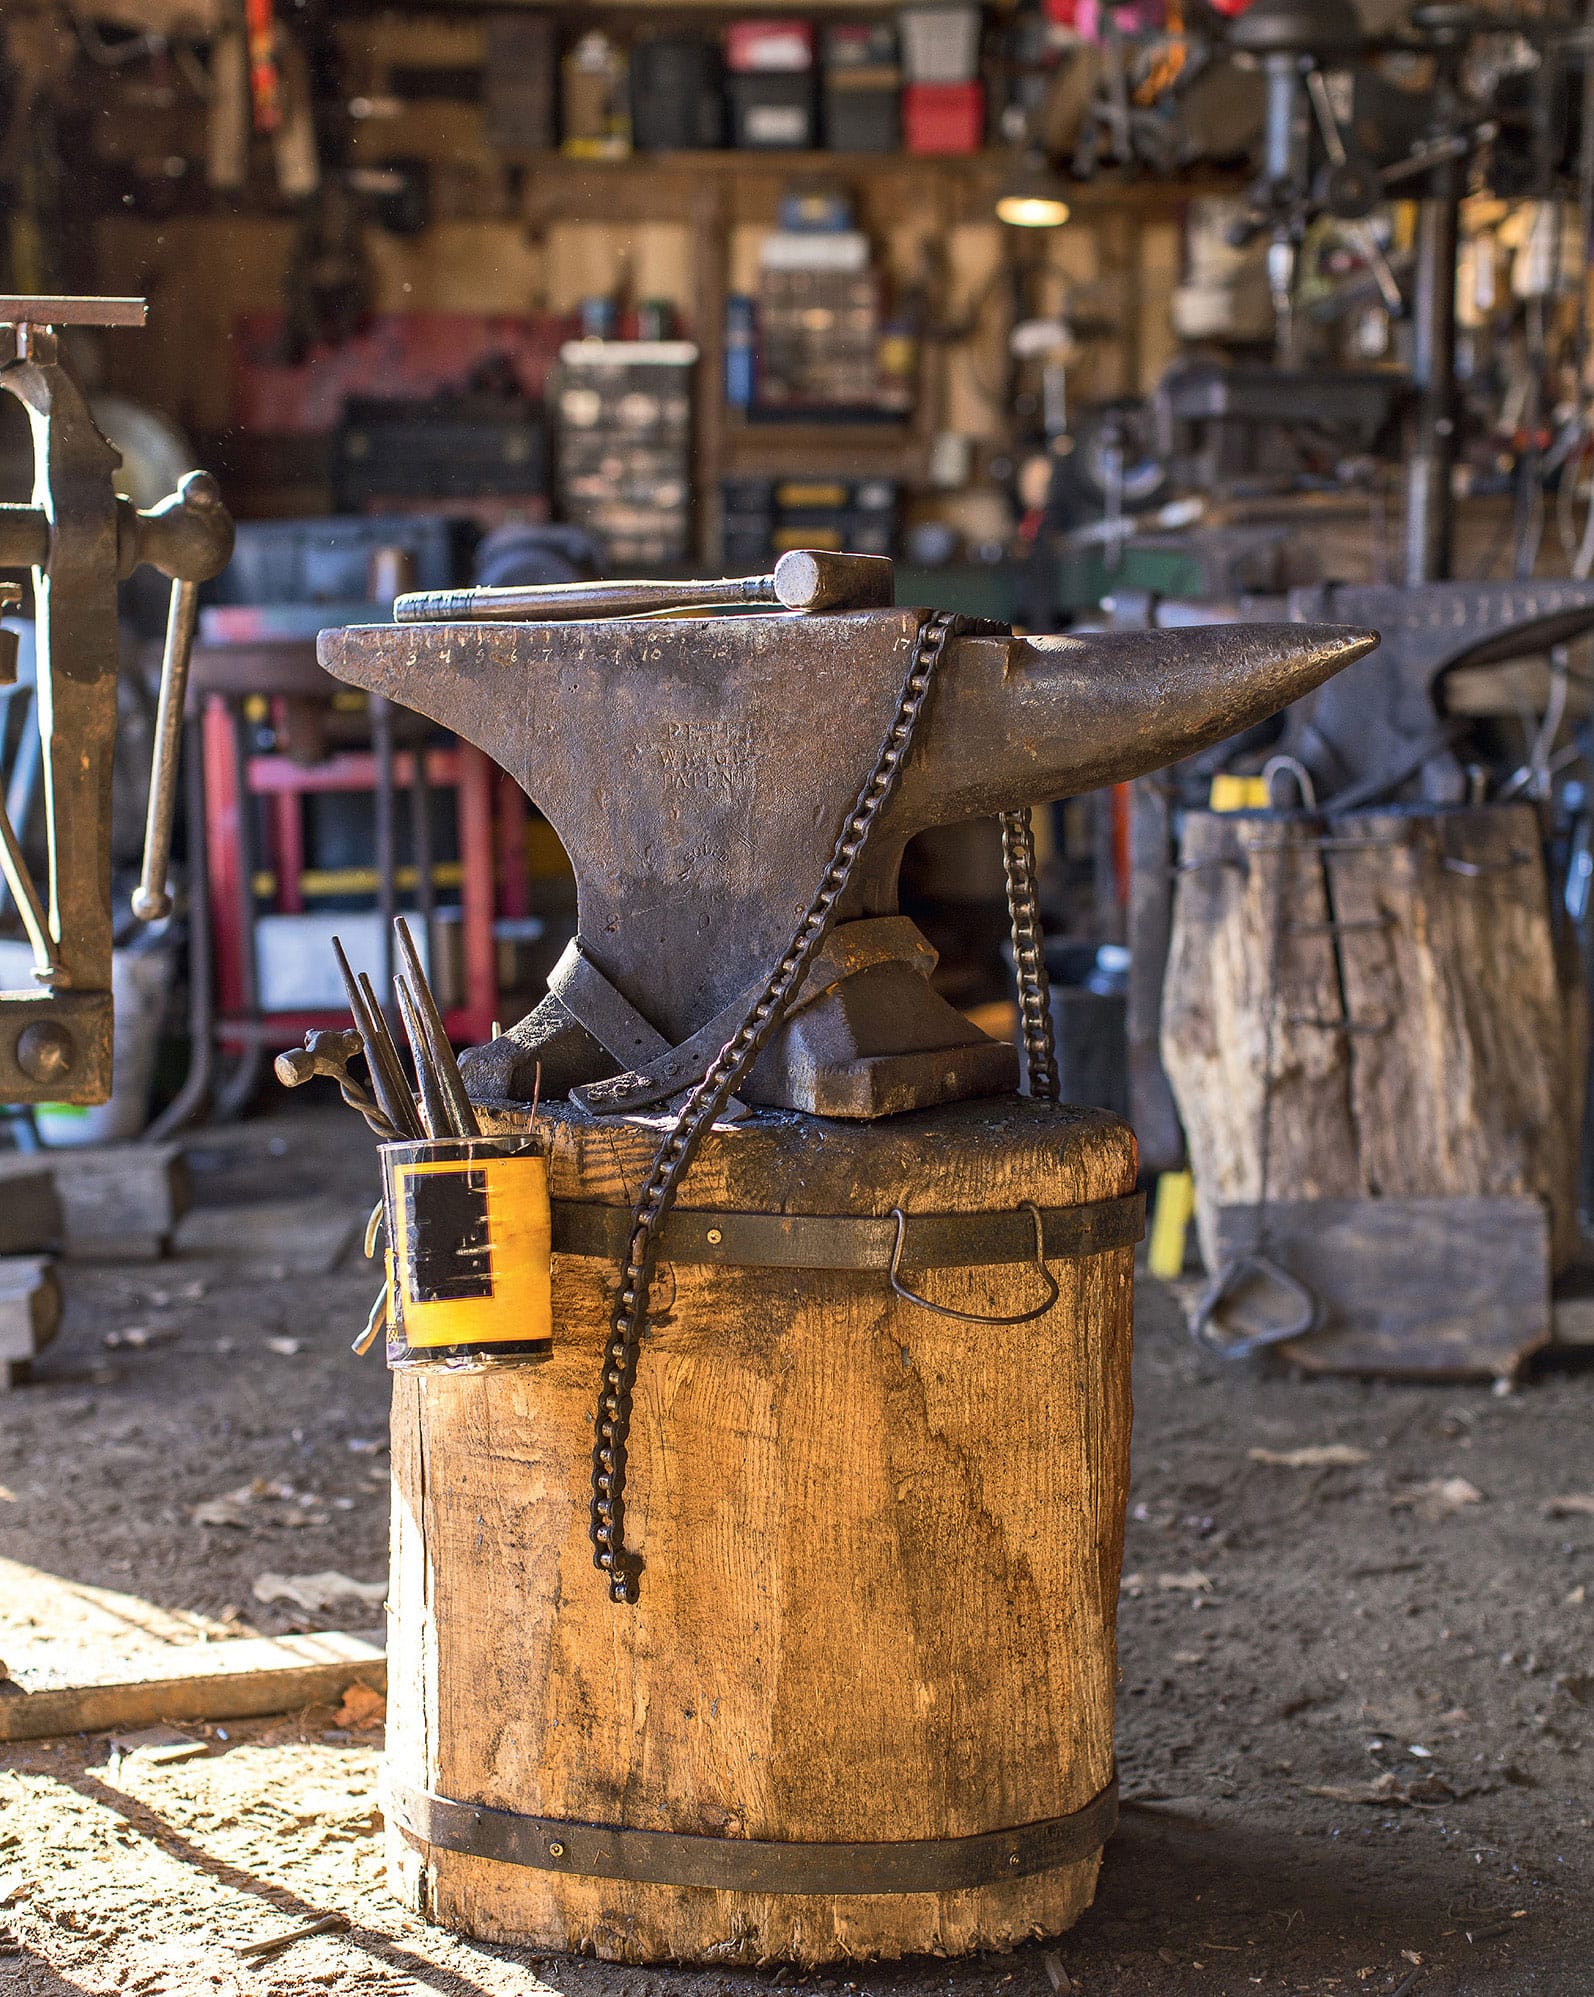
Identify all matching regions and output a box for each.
[0,295,234,1104]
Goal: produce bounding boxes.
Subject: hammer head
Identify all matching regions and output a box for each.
[320,599,1375,1116]
[274,1027,364,1091]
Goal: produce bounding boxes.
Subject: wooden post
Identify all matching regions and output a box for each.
[1161,803,1584,1371]
[386,1097,1137,1964]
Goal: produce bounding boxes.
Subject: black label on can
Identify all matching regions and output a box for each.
[406,1166,493,1302]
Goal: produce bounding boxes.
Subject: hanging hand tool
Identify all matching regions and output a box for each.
[0,296,234,1103]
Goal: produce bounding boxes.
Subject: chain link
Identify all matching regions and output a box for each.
[1000,807,1059,1102]
[589,611,967,1604]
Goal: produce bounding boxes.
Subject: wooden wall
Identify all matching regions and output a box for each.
[84,10,1189,513]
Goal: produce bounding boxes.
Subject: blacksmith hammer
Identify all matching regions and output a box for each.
[392,548,893,625]
[320,581,1375,1117]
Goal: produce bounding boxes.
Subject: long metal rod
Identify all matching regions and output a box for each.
[0,295,147,327]
[396,574,777,626]
[214,703,265,1121]
[357,970,421,1138]
[1404,169,1461,585]
[147,717,213,1140]
[132,577,199,921]
[393,551,894,626]
[394,973,451,1140]
[394,916,477,1136]
[333,935,420,1139]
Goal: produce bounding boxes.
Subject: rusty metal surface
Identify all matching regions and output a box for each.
[320,608,1374,1117]
[390,1771,1120,1894]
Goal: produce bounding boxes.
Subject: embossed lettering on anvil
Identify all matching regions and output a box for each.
[657,720,754,801]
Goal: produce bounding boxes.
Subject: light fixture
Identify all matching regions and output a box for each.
[995,155,1072,230]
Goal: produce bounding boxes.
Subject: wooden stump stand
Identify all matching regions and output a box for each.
[1162,802,1584,1374]
[386,1097,1139,1964]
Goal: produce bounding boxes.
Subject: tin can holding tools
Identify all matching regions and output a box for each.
[380,1134,553,1372]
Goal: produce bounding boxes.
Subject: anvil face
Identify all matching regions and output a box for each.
[320,607,1374,1116]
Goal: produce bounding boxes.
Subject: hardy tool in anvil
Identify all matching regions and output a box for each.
[320,585,1375,1124]
[0,296,234,1103]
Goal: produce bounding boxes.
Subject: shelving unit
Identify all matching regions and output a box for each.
[517,148,1212,555]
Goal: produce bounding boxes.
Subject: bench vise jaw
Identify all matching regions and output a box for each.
[0,299,233,1104]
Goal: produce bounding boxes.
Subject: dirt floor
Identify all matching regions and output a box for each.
[0,1104,1591,1995]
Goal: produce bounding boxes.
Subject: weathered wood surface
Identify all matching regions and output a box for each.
[388,1097,1137,1964]
[0,1555,384,1740]
[1209,1197,1551,1378]
[1163,805,1580,1371]
[0,1630,386,1742]
[0,1163,62,1253]
[0,1256,60,1390]
[0,1143,190,1260]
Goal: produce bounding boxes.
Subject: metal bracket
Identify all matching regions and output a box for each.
[548,1190,1145,1273]
[390,1771,1118,1895]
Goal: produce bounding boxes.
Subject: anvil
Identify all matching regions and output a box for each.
[319,605,1374,1118]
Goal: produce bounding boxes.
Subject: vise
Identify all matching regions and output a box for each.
[320,588,1375,1120]
[0,296,234,1103]
[1277,578,1594,805]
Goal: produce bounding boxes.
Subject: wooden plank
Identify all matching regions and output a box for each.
[0,1144,189,1260]
[170,1198,360,1275]
[58,1144,189,1261]
[1209,1196,1551,1379]
[0,1630,386,1742]
[0,1256,60,1387]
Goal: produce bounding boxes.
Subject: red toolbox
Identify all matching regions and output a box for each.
[903,80,984,154]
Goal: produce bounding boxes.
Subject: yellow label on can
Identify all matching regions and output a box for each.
[391,1153,552,1350]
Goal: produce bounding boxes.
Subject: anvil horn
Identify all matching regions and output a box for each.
[888,619,1380,835]
[319,610,1376,1117]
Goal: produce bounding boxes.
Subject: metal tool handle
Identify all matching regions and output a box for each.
[131,469,234,924]
[131,575,200,922]
[392,550,894,625]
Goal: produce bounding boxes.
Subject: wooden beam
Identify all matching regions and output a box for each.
[0,1630,386,1742]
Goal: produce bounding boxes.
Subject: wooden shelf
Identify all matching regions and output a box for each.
[722,419,927,478]
[521,149,1224,227]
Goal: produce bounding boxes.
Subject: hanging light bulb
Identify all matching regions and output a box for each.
[995,154,1072,229]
